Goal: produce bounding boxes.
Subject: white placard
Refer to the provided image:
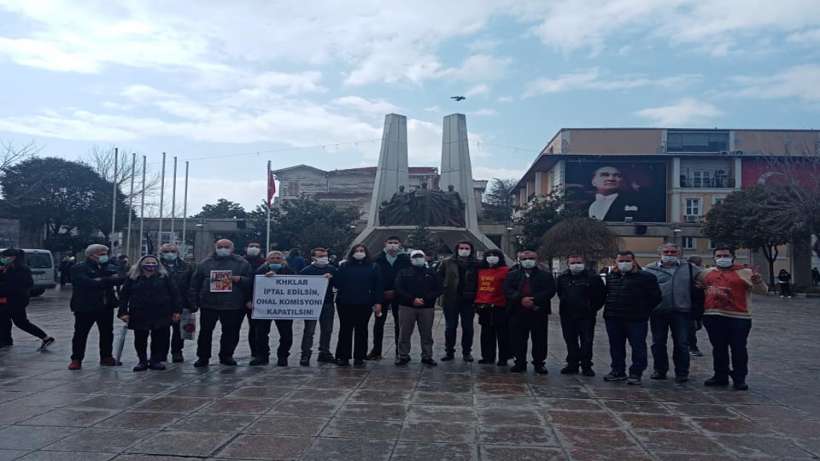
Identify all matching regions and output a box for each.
[252,274,329,320]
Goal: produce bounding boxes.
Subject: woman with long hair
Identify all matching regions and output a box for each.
[333,244,382,366]
[118,255,181,371]
[0,249,54,350]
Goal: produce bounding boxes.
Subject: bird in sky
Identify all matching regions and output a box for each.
[450,96,466,102]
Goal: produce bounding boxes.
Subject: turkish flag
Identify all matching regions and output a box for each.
[267,168,276,207]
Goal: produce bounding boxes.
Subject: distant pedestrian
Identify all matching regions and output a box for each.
[437,241,479,362]
[394,250,442,367]
[117,255,182,371]
[475,249,510,366]
[369,236,411,360]
[159,243,193,363]
[777,269,792,298]
[0,249,55,351]
[299,247,337,365]
[697,246,767,391]
[59,256,73,287]
[334,244,382,367]
[602,251,662,385]
[250,251,295,367]
[68,244,124,370]
[556,255,605,377]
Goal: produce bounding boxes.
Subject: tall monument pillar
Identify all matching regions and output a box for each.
[440,113,479,230]
[366,113,409,227]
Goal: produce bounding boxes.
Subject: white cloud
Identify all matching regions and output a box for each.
[332,96,400,114]
[635,98,723,126]
[731,64,820,102]
[787,28,820,44]
[524,68,700,97]
[442,54,511,82]
[472,165,525,180]
[469,108,497,116]
[466,83,491,97]
[497,96,513,103]
[424,105,441,112]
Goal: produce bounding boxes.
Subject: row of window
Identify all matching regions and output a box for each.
[684,197,723,217]
[679,237,718,250]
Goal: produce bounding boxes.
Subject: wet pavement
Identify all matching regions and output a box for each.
[1,286,819,460]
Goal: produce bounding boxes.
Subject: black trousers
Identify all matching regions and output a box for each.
[4,305,47,340]
[336,304,372,361]
[246,310,258,357]
[196,308,244,361]
[252,319,293,360]
[134,326,170,363]
[71,309,114,361]
[509,308,548,367]
[372,300,399,355]
[560,314,596,369]
[0,308,13,346]
[170,320,183,355]
[477,306,510,362]
[703,315,752,381]
[444,301,475,356]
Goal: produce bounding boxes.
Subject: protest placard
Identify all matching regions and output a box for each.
[252,274,329,320]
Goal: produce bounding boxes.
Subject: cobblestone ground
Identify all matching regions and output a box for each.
[1,287,819,460]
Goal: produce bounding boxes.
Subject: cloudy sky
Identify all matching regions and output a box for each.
[1,0,819,212]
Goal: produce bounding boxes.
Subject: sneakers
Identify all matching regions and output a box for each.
[219,357,238,366]
[317,353,335,363]
[68,360,82,370]
[603,372,627,382]
[421,358,437,367]
[627,375,642,386]
[534,365,549,375]
[560,366,579,375]
[690,347,704,357]
[581,368,596,377]
[510,364,526,373]
[395,357,410,366]
[249,358,269,366]
[674,375,689,384]
[441,353,455,362]
[100,357,120,367]
[133,361,149,372]
[148,361,166,371]
[39,337,55,352]
[650,371,667,380]
[171,352,184,363]
[193,359,210,368]
[704,376,730,387]
[463,354,474,363]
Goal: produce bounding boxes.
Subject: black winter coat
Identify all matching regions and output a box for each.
[503,267,556,314]
[334,260,383,306]
[557,270,606,319]
[118,275,182,330]
[0,264,34,310]
[161,259,193,311]
[300,264,337,304]
[188,254,252,311]
[70,259,119,312]
[394,266,443,308]
[374,252,412,292]
[603,270,662,321]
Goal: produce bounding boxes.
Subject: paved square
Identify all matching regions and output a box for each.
[1,287,819,460]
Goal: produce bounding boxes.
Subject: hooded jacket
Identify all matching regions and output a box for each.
[437,256,479,307]
[0,263,33,310]
[118,274,181,330]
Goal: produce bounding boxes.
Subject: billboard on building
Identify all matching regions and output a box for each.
[741,158,820,190]
[564,159,667,223]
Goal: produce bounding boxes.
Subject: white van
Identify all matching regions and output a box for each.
[1,248,57,296]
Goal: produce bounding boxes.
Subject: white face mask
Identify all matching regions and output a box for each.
[97,255,109,264]
[314,257,329,266]
[520,259,536,269]
[457,249,471,258]
[715,257,734,268]
[246,247,260,257]
[161,252,178,262]
[352,252,366,260]
[485,256,500,266]
[569,263,585,274]
[617,261,633,272]
[215,248,231,257]
[661,255,678,264]
[411,258,426,267]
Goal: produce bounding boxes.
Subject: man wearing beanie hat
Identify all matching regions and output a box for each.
[394,250,442,366]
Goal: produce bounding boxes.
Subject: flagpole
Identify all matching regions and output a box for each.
[170,156,177,243]
[158,152,166,246]
[139,155,146,256]
[266,160,271,252]
[181,161,189,259]
[125,152,136,259]
[110,147,118,254]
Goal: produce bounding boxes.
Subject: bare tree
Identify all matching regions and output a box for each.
[1,140,41,175]
[85,145,162,205]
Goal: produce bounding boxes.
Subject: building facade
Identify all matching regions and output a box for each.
[512,128,820,283]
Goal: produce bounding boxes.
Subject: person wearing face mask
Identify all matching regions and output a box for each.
[556,255,606,376]
[189,239,252,368]
[696,246,767,391]
[68,244,125,370]
[369,236,411,360]
[158,243,193,363]
[394,250,443,366]
[298,247,337,365]
[242,241,266,360]
[503,249,556,374]
[643,243,704,383]
[334,244,382,367]
[602,251,662,385]
[249,251,295,367]
[0,249,55,351]
[474,249,510,366]
[437,241,479,362]
[117,255,182,371]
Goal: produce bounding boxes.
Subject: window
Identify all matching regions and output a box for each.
[680,159,733,188]
[682,237,695,250]
[708,240,717,249]
[713,196,725,205]
[685,198,702,216]
[667,130,729,153]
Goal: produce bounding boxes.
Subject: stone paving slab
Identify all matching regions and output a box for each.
[1,287,819,460]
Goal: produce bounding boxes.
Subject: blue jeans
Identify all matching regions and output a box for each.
[650,311,690,376]
[605,317,648,377]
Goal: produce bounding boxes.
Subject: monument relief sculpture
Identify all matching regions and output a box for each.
[379,183,466,227]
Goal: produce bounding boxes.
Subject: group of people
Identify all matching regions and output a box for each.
[5,236,768,391]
